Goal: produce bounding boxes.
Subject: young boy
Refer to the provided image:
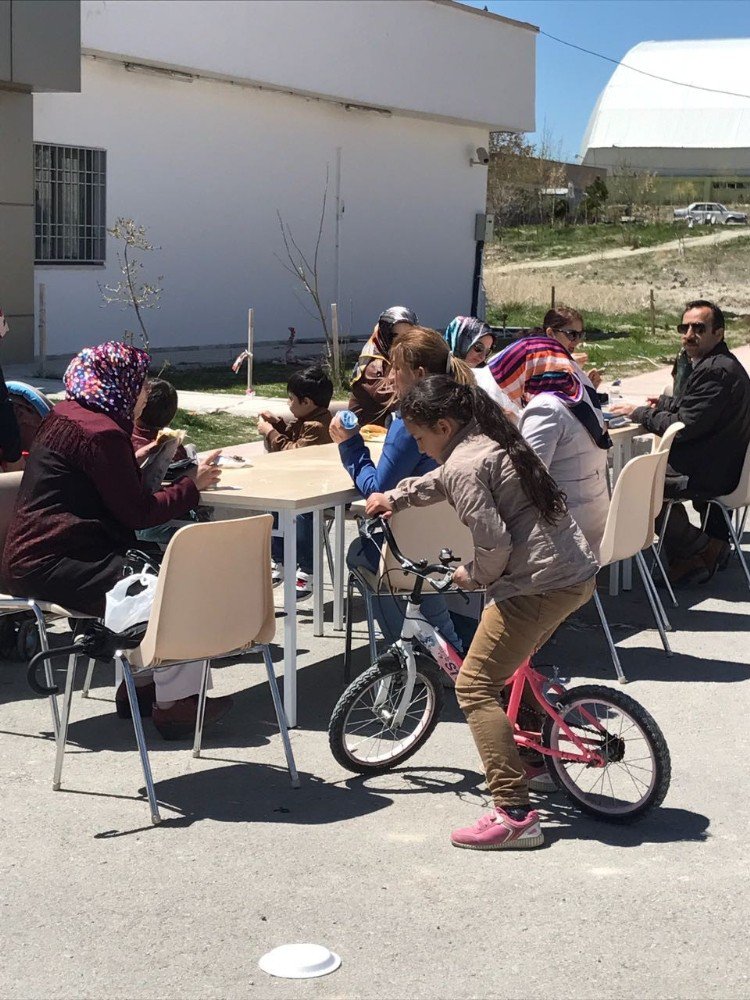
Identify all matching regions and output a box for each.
[132,378,188,461]
[257,366,334,596]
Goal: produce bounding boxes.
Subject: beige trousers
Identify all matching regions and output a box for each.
[455,577,596,807]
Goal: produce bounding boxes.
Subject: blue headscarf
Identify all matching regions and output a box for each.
[443,316,492,360]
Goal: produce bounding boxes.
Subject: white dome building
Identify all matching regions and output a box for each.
[581,39,750,177]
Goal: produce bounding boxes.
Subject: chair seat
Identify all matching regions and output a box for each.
[0,593,94,619]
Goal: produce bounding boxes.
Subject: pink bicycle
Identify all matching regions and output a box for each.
[329,518,671,822]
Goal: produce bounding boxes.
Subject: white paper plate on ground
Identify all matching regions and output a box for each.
[258,943,341,979]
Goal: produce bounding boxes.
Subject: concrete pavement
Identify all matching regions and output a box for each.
[1,515,749,999]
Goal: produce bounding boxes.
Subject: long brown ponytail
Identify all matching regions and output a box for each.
[400,375,568,523]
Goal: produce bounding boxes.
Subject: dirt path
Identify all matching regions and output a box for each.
[491,225,750,274]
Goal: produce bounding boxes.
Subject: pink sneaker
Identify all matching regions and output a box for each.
[525,762,557,793]
[450,807,544,851]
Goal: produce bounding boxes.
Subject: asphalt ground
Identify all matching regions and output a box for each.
[1,528,749,999]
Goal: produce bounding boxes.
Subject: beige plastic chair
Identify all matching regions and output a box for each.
[697,440,750,589]
[655,432,750,591]
[647,421,686,607]
[344,502,475,681]
[52,514,299,825]
[0,472,97,739]
[594,451,674,684]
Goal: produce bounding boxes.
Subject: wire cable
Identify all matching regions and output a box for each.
[540,29,750,102]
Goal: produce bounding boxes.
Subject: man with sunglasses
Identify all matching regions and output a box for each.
[611,300,750,584]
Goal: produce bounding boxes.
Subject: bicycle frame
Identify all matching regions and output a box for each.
[365,515,609,769]
[381,603,607,769]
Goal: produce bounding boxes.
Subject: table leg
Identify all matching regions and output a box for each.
[280,509,298,728]
[333,504,346,631]
[313,508,324,637]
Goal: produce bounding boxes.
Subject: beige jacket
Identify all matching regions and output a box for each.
[385,421,598,604]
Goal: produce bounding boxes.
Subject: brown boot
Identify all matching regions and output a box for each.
[700,537,732,578]
[115,680,156,719]
[152,694,234,741]
[668,552,710,586]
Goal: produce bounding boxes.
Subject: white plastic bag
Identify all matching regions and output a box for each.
[105,570,158,634]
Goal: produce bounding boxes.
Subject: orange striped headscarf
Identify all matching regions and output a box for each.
[488,336,611,449]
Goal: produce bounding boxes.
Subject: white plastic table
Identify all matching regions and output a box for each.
[200,442,381,726]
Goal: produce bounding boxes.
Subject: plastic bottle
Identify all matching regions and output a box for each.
[338,410,359,431]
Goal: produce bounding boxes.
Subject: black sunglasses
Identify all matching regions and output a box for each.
[469,341,491,356]
[559,328,584,342]
[677,322,709,335]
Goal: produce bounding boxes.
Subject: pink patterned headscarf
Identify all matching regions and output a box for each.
[64,341,150,423]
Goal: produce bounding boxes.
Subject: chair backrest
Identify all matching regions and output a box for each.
[136,514,275,667]
[717,438,750,508]
[651,420,685,455]
[648,421,685,528]
[378,502,474,594]
[599,452,665,567]
[0,472,23,569]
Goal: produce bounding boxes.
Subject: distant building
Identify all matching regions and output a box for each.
[31,0,537,366]
[581,39,750,203]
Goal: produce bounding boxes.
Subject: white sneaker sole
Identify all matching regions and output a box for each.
[529,773,557,793]
[451,824,545,851]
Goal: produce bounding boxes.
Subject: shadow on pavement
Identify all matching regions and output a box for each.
[87,763,395,836]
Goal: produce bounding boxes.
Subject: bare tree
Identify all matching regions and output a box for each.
[99,218,163,350]
[275,168,346,385]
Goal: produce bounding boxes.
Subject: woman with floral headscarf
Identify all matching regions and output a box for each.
[2,341,230,739]
[443,316,495,369]
[486,334,611,558]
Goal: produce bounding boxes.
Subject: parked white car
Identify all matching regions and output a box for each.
[674,202,748,225]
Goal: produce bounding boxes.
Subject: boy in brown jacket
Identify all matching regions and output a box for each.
[257,366,333,595]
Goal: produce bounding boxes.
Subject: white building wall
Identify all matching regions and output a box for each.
[34,57,491,357]
[81,0,535,131]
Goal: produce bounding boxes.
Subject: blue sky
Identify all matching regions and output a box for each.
[464,0,750,160]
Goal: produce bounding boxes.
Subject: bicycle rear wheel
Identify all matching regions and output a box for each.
[329,653,444,774]
[541,684,670,823]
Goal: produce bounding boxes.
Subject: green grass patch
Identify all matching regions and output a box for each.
[490,221,715,264]
[164,360,354,398]
[165,362,297,397]
[175,408,259,452]
[485,303,749,379]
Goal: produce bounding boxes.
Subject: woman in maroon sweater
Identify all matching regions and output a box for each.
[2,341,230,739]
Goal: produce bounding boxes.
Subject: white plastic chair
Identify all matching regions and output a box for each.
[594,451,674,684]
[344,502,475,682]
[648,421,686,607]
[52,514,299,825]
[697,440,750,589]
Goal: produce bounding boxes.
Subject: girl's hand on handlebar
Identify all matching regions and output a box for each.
[365,492,393,518]
[452,564,474,590]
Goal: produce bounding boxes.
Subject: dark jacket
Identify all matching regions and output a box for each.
[347,357,393,427]
[0,364,22,464]
[632,340,750,497]
[265,405,332,451]
[2,400,199,613]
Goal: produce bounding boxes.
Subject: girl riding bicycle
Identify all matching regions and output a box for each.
[365,376,598,851]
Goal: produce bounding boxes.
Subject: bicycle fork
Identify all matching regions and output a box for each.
[372,641,418,729]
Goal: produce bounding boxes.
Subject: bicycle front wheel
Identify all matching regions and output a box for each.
[329,653,444,774]
[541,685,671,823]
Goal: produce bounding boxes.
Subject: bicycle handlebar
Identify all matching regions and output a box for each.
[360,515,457,592]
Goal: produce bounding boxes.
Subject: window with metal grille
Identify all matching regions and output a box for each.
[34,144,107,264]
